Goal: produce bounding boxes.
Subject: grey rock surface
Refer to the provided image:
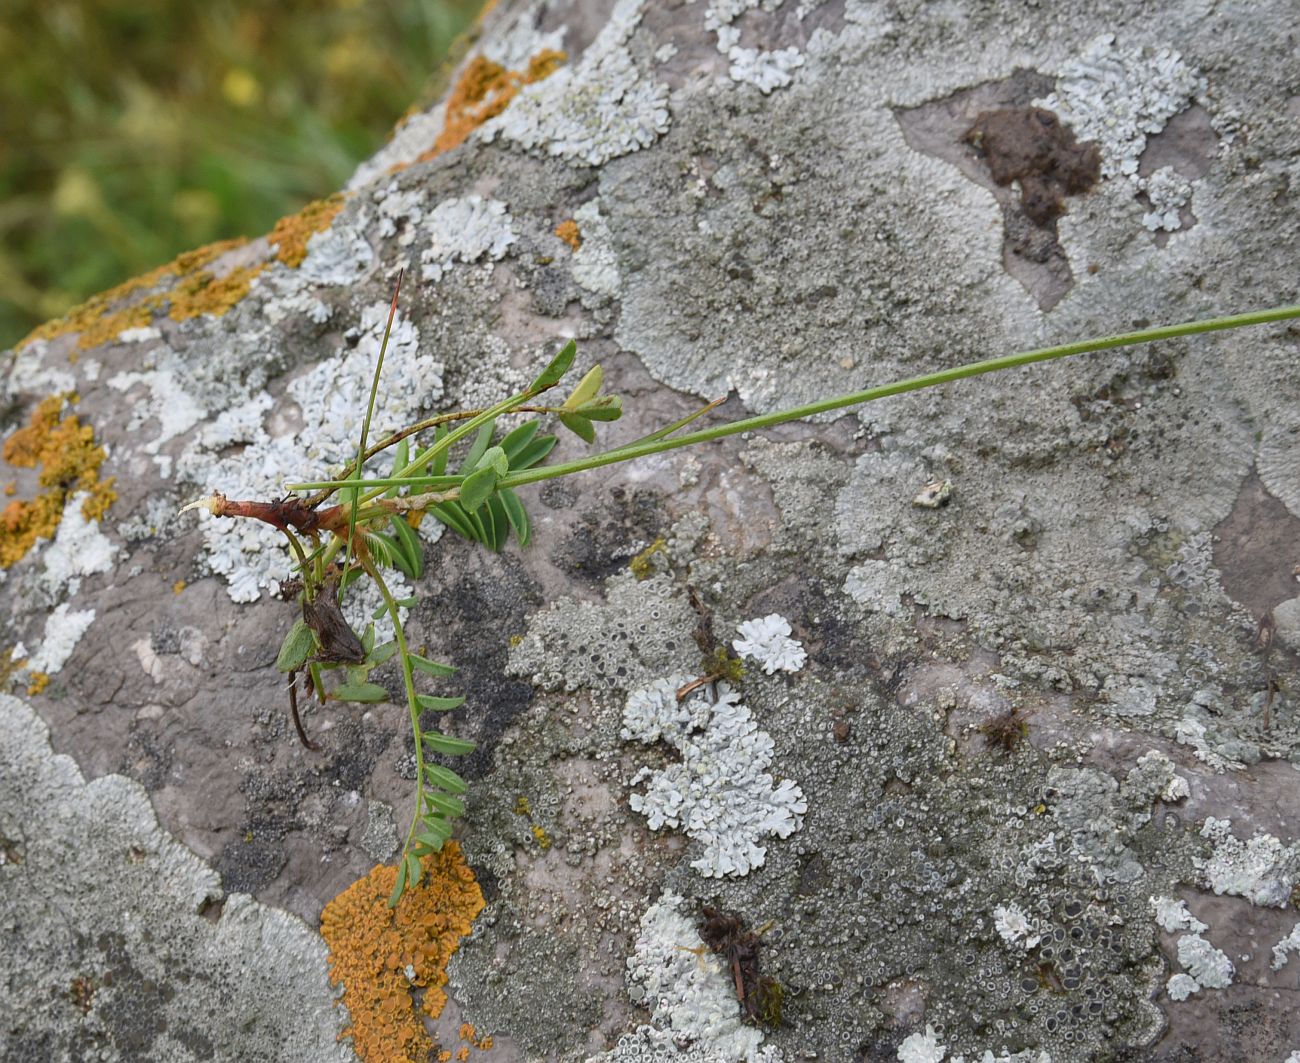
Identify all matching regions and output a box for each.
[0,695,350,1061]
[2,0,1298,1060]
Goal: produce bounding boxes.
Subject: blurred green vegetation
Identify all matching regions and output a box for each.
[0,0,481,349]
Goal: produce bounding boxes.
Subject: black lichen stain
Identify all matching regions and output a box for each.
[413,544,542,781]
[94,931,175,1057]
[965,107,1101,226]
[214,716,390,894]
[555,485,664,585]
[698,906,784,1027]
[214,835,288,895]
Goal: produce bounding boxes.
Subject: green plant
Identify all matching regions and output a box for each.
[185,293,1300,904]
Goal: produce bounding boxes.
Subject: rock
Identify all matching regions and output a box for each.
[3,0,1299,1059]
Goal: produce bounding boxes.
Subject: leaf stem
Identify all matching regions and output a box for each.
[285,303,1300,495]
[343,270,403,590]
[499,303,1300,489]
[359,556,426,862]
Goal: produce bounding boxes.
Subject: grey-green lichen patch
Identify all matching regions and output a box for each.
[589,891,782,1062]
[508,571,699,692]
[622,676,807,877]
[481,0,671,166]
[571,200,622,302]
[706,0,805,96]
[1196,817,1300,909]
[1033,34,1208,231]
[0,694,351,1062]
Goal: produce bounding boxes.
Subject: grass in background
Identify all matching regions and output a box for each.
[0,0,482,350]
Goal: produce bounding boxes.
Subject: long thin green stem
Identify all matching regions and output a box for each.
[498,303,1300,489]
[343,271,403,586]
[360,557,426,859]
[287,303,1300,495]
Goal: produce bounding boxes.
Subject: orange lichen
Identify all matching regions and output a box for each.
[16,238,248,351]
[554,220,581,250]
[0,647,26,688]
[17,193,348,351]
[168,264,266,322]
[26,671,49,696]
[456,1023,493,1052]
[173,580,186,595]
[321,842,485,1063]
[268,193,347,268]
[0,394,117,567]
[424,49,566,159]
[530,823,552,850]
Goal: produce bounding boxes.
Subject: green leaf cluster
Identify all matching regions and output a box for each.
[426,419,556,550]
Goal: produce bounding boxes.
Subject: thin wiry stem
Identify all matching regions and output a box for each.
[343,270,403,590]
[288,303,1300,495]
[359,556,426,872]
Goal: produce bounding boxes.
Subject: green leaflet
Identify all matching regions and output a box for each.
[563,364,603,408]
[417,694,466,712]
[275,619,314,673]
[424,764,468,794]
[459,465,499,512]
[475,444,509,476]
[389,514,425,578]
[499,488,530,546]
[459,421,496,474]
[426,792,465,818]
[410,654,455,676]
[327,680,387,701]
[530,339,576,390]
[431,501,475,540]
[368,640,399,665]
[500,420,540,461]
[575,395,622,421]
[559,411,596,443]
[510,435,556,470]
[419,814,453,845]
[422,732,476,756]
[388,855,410,907]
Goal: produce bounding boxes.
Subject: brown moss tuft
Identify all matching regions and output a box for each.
[320,842,485,1063]
[268,193,347,268]
[980,708,1029,751]
[0,394,117,567]
[424,49,566,159]
[554,219,581,250]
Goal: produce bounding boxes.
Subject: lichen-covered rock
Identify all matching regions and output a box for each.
[2,0,1299,1060]
[0,695,351,1061]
